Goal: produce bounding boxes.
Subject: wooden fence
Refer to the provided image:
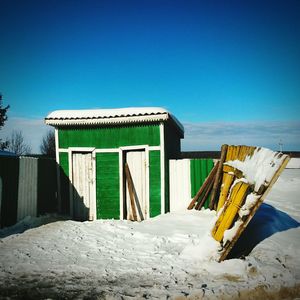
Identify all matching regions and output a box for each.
[1,155,216,227]
[169,158,214,212]
[0,156,58,228]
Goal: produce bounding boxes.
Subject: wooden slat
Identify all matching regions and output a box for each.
[212,181,245,239]
[238,145,248,161]
[212,181,250,241]
[231,146,238,161]
[218,156,290,261]
[195,174,215,210]
[124,163,137,221]
[209,144,228,210]
[216,173,235,212]
[187,161,219,210]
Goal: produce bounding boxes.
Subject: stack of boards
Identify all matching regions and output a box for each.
[189,145,290,262]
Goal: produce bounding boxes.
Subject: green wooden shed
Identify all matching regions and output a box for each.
[45,107,184,221]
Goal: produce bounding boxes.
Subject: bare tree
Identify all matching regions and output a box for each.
[40,130,55,158]
[7,130,31,155]
[0,93,10,150]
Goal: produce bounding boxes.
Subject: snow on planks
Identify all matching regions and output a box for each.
[188,144,290,262]
[212,145,290,261]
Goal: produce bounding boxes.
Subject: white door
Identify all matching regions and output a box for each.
[72,152,95,221]
[125,150,147,221]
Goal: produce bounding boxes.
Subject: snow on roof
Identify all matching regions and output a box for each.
[45,107,184,133]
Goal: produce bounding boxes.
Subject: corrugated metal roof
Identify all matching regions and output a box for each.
[45,107,184,133]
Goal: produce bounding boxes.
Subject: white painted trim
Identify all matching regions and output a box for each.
[119,149,123,220]
[160,123,165,214]
[95,148,120,153]
[91,150,97,220]
[58,146,160,153]
[120,145,149,151]
[148,146,161,151]
[69,147,96,153]
[55,128,62,212]
[55,128,59,163]
[68,149,73,217]
[145,146,150,219]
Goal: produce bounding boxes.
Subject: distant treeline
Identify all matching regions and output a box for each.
[181,151,300,159]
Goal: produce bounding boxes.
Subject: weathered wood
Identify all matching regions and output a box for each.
[212,181,250,241]
[195,174,215,210]
[218,156,290,261]
[209,144,228,210]
[216,173,235,212]
[238,145,248,161]
[187,161,219,210]
[226,145,234,161]
[124,163,137,221]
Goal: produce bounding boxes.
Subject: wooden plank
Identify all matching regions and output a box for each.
[212,182,250,242]
[238,145,247,161]
[216,173,235,211]
[218,156,290,261]
[223,145,236,173]
[195,174,215,210]
[231,146,238,161]
[212,182,250,241]
[124,163,137,221]
[225,145,234,162]
[126,151,146,221]
[187,161,219,210]
[209,144,228,210]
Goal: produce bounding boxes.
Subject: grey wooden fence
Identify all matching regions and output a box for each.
[0,156,58,228]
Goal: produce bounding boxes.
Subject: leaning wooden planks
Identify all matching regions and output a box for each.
[216,145,255,211]
[211,146,290,261]
[187,145,228,211]
[187,161,220,210]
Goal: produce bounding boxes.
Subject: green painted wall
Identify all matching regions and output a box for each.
[55,121,182,219]
[59,152,70,214]
[190,159,214,208]
[96,153,120,219]
[149,151,161,217]
[59,152,69,175]
[58,124,160,149]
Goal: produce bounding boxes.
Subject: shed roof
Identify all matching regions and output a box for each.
[45,107,184,133]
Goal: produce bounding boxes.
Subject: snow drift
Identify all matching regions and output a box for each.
[0,169,300,299]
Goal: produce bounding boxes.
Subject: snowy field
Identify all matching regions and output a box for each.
[0,166,300,299]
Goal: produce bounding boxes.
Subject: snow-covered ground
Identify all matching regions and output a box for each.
[1,169,300,299]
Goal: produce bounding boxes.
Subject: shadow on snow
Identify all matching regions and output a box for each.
[228,203,300,259]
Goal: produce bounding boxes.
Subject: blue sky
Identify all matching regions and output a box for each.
[0,0,299,152]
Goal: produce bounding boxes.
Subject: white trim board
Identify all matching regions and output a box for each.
[58,145,160,154]
[160,123,165,214]
[55,128,62,212]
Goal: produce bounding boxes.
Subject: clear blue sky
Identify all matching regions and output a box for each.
[0,0,299,152]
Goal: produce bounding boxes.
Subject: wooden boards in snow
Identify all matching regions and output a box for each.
[210,145,290,261]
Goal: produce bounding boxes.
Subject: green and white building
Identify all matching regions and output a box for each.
[45,107,184,221]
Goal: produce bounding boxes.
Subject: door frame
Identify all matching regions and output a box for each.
[119,145,150,220]
[68,147,96,220]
